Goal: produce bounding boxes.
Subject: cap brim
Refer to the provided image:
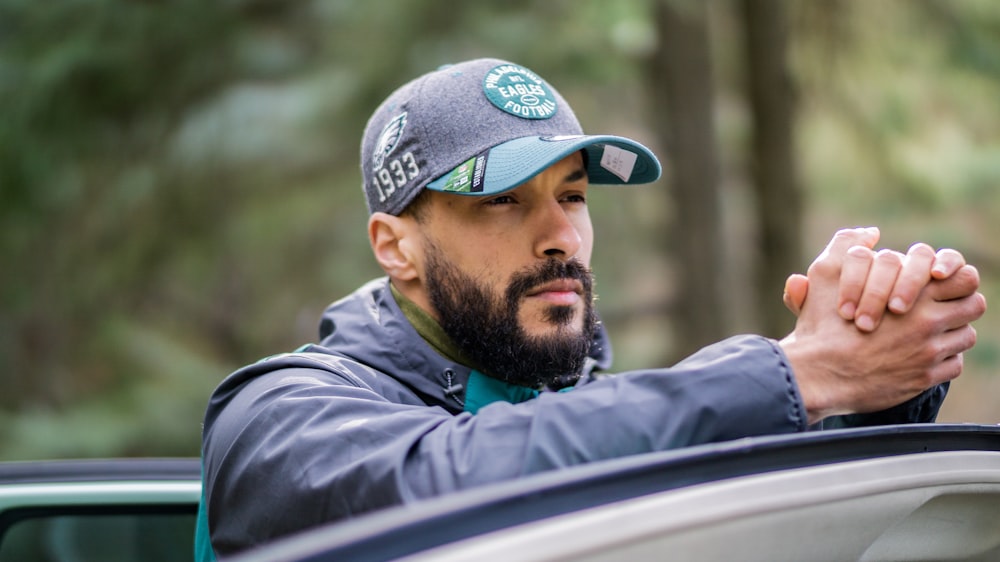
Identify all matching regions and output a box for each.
[426,135,661,195]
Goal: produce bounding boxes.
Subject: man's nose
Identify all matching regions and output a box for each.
[533,201,582,259]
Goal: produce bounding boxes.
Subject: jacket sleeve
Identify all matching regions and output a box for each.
[819,382,949,430]
[202,335,806,555]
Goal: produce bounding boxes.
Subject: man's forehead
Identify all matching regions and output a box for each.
[559,150,586,169]
[545,152,588,185]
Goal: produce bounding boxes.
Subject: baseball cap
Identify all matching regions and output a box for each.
[360,58,661,216]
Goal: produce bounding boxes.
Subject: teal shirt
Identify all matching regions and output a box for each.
[463,369,540,414]
[194,461,216,562]
[464,369,575,414]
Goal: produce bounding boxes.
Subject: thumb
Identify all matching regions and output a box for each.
[783,273,809,316]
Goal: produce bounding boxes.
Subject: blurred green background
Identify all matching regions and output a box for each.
[2,0,998,461]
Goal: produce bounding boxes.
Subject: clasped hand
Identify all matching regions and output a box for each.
[779,227,987,424]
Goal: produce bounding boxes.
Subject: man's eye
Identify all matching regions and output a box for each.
[564,194,587,204]
[486,195,515,205]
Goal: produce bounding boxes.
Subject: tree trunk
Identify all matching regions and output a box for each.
[647,0,726,360]
[741,0,803,337]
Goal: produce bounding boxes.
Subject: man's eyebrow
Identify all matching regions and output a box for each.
[565,166,588,183]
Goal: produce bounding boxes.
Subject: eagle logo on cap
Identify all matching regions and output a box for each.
[372,113,407,171]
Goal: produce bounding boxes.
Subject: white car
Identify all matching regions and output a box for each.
[235,424,1000,562]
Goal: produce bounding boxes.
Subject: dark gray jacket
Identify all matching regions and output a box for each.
[199,278,945,556]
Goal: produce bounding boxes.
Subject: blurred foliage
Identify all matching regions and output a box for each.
[1,0,999,460]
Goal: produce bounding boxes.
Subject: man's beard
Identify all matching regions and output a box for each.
[424,242,597,390]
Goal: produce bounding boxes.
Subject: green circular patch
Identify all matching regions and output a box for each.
[482,63,558,120]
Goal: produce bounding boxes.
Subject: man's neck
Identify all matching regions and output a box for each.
[389,282,479,370]
[390,282,556,413]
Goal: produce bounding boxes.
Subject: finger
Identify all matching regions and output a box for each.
[886,243,935,314]
[916,291,988,336]
[813,226,880,274]
[854,249,904,332]
[837,245,874,320]
[933,326,977,367]
[930,248,967,280]
[914,329,976,390]
[783,273,809,315]
[924,265,981,302]
[926,352,965,386]
[936,293,988,331]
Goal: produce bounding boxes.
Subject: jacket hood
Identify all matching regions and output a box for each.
[317,278,613,406]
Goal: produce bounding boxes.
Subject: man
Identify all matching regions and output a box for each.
[196,58,985,558]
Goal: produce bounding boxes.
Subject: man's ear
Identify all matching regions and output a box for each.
[369,212,419,281]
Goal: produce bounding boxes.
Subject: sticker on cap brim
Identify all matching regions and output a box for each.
[600,145,638,182]
[436,152,489,193]
[483,64,558,120]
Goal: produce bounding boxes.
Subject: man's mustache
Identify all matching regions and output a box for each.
[505,259,593,303]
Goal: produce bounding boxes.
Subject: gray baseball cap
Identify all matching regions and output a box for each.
[360,58,661,215]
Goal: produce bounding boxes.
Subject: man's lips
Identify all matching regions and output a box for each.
[526,279,583,305]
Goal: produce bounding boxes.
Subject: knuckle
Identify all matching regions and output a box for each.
[907,242,935,258]
[808,257,837,277]
[923,341,947,364]
[936,248,964,261]
[954,325,979,352]
[935,327,978,362]
[974,293,988,316]
[913,367,937,390]
[941,354,964,382]
[962,265,982,286]
[874,248,904,267]
[847,245,875,260]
